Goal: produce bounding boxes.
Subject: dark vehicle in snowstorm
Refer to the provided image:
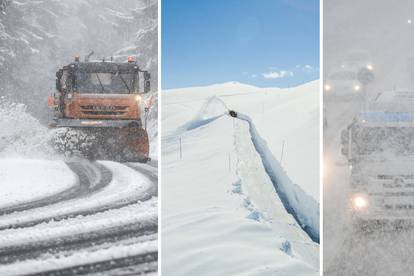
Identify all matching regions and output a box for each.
[342,91,414,227]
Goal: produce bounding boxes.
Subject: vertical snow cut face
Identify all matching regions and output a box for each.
[237,112,319,242]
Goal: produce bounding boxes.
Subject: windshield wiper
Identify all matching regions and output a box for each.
[116,66,131,93]
[95,73,105,93]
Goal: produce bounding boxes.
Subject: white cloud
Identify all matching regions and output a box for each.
[296,64,319,72]
[262,70,294,79]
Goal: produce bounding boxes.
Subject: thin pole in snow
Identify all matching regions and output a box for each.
[280,140,285,165]
[144,110,148,130]
[179,137,182,159]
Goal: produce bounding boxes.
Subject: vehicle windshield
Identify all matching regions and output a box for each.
[329,71,356,81]
[75,72,136,94]
[352,126,414,156]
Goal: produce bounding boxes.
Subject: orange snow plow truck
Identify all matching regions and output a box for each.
[48,54,151,162]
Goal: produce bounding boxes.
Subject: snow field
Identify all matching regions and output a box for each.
[162,84,319,275]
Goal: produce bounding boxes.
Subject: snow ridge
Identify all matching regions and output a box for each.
[179,96,227,132]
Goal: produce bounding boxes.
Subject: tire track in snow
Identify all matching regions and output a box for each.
[0,162,154,231]
[0,161,158,275]
[0,222,157,265]
[0,161,111,217]
[30,252,158,276]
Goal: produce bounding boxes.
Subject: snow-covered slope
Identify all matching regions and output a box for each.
[163,81,320,201]
[162,81,320,275]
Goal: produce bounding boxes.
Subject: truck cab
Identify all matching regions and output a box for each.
[49,56,150,128]
[342,108,414,224]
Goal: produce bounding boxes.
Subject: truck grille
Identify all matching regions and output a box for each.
[378,174,414,189]
[378,174,414,180]
[384,204,414,210]
[80,105,128,116]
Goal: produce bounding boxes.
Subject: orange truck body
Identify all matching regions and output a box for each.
[48,58,151,161]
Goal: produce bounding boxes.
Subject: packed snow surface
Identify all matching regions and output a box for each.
[0,159,77,209]
[0,160,158,275]
[162,81,319,275]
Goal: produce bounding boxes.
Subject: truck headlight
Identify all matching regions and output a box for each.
[353,85,360,91]
[324,84,331,91]
[135,95,141,102]
[352,195,368,210]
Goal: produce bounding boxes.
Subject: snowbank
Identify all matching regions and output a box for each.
[0,158,77,209]
[0,98,57,159]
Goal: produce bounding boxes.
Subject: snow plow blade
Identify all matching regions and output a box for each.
[52,125,149,163]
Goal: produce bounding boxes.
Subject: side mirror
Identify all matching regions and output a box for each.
[144,71,150,80]
[56,69,63,91]
[144,80,151,93]
[341,129,348,156]
[56,79,62,91]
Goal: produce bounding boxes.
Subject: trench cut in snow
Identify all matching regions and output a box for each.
[236,113,320,243]
[186,96,319,242]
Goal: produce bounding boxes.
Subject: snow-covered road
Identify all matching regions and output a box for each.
[0,159,158,276]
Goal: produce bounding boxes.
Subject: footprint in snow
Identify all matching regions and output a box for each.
[280,240,293,256]
[231,179,242,194]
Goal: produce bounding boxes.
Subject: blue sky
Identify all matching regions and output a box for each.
[162,0,319,89]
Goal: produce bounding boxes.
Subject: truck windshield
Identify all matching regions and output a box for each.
[75,72,135,94]
[329,71,356,81]
[352,127,414,156]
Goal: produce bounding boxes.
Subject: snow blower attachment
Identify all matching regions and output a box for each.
[48,54,151,162]
[229,110,238,118]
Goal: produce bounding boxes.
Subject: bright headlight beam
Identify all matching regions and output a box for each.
[353,196,368,210]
